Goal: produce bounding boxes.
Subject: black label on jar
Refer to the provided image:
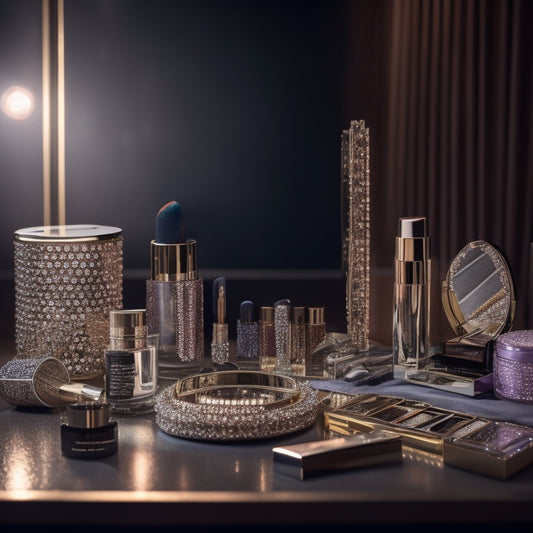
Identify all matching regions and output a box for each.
[105,350,135,399]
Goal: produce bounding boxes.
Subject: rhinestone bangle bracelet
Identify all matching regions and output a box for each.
[155,370,320,441]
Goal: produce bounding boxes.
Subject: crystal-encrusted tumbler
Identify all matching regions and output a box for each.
[14,225,123,380]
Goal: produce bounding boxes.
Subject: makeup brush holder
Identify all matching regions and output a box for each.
[14,225,123,380]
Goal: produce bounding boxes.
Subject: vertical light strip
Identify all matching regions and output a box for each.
[57,0,66,225]
[41,0,66,227]
[42,0,51,226]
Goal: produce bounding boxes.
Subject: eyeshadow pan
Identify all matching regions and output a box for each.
[341,395,400,416]
[370,404,425,423]
[447,418,489,439]
[423,415,471,435]
[396,408,449,428]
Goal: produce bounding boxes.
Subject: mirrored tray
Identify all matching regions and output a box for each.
[155,370,320,441]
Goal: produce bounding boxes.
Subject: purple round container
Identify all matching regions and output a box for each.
[494,330,533,403]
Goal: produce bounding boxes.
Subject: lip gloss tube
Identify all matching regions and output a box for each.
[211,276,230,365]
[393,216,431,378]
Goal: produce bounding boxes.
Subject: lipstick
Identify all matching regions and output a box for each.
[393,216,431,378]
[146,201,204,379]
[211,276,230,365]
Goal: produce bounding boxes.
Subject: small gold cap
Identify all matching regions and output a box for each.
[151,239,197,281]
[260,306,274,323]
[110,309,146,338]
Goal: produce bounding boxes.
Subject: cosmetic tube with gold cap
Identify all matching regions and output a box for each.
[211,276,230,365]
[392,216,431,378]
[146,201,205,379]
[306,307,326,377]
[259,306,276,371]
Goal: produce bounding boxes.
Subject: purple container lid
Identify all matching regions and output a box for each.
[496,330,533,363]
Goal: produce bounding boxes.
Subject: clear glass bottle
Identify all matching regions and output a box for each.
[105,309,158,415]
[146,239,204,379]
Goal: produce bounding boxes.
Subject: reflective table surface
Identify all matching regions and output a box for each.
[1,341,533,531]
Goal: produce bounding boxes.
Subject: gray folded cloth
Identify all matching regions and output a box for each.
[312,377,533,427]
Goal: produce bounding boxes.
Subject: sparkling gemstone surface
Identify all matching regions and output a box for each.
[14,236,123,379]
[342,120,370,351]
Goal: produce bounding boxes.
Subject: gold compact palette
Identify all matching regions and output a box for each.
[324,393,533,479]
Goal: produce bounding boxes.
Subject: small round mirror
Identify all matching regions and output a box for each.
[442,240,515,338]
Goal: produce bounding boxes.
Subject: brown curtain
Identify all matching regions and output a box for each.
[382,0,533,335]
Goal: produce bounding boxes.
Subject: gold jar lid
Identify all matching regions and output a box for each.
[14,224,122,242]
[110,309,147,339]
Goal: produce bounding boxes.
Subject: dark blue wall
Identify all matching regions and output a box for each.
[1,0,347,274]
[64,0,346,272]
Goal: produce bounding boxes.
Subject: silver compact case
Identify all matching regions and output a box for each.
[405,240,515,396]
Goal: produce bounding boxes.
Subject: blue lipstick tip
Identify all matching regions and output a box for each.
[240,300,254,322]
[155,201,186,244]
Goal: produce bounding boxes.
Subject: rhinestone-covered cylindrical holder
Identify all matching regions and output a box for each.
[494,330,533,403]
[341,120,370,351]
[14,225,123,380]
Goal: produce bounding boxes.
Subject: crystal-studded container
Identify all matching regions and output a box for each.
[14,225,123,380]
[494,330,533,403]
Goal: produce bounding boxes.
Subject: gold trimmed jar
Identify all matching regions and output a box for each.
[14,225,123,380]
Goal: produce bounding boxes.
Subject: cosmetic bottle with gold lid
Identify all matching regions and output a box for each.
[105,309,158,415]
[61,402,118,459]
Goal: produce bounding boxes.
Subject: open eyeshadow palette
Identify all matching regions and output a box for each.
[323,392,533,479]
